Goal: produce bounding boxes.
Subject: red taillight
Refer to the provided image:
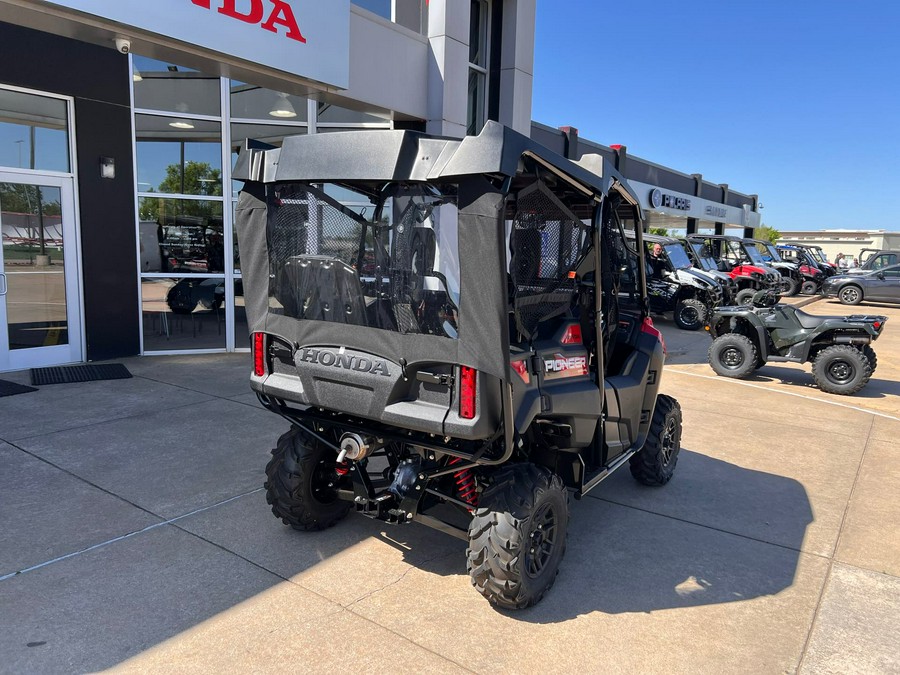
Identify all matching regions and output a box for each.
[641,317,667,356]
[561,324,582,345]
[459,366,476,419]
[253,332,267,377]
[873,321,881,331]
[510,360,530,384]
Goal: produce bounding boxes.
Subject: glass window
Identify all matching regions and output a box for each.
[136,114,222,197]
[0,88,69,172]
[141,277,227,351]
[230,82,309,122]
[139,197,225,274]
[132,56,221,117]
[467,0,489,136]
[466,70,486,136]
[231,123,306,198]
[316,102,389,125]
[234,279,250,349]
[469,0,488,67]
[352,0,391,19]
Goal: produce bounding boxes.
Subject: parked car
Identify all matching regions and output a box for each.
[822,263,900,305]
[844,249,900,275]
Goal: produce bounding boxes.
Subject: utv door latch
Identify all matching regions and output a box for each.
[415,371,454,386]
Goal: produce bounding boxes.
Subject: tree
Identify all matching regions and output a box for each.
[140,161,223,222]
[649,227,669,237]
[754,225,781,243]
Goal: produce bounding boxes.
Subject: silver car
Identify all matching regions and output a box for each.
[823,263,900,305]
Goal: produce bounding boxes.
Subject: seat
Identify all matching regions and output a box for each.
[792,308,847,330]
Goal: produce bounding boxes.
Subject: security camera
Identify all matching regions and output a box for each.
[115,38,131,54]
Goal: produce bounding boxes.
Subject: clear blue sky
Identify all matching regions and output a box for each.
[532,1,900,232]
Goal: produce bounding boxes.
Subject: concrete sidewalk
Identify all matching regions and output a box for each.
[1,343,899,673]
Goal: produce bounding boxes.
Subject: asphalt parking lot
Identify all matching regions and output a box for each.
[1,296,898,674]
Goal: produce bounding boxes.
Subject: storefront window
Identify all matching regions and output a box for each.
[231,82,308,122]
[140,277,227,351]
[0,88,69,172]
[467,0,490,136]
[136,115,222,197]
[138,198,224,274]
[132,56,221,117]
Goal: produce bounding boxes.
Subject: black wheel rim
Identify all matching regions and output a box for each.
[524,503,558,578]
[721,347,744,369]
[661,416,678,465]
[827,359,855,384]
[679,306,699,326]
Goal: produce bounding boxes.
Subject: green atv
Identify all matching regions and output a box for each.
[707,292,887,395]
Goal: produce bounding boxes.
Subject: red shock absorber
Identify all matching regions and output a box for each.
[449,458,478,509]
[334,461,349,477]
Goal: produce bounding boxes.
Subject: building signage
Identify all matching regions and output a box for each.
[649,188,690,211]
[705,205,728,219]
[33,0,350,88]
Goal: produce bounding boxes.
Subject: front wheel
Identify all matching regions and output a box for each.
[838,285,863,305]
[467,464,568,610]
[265,426,352,531]
[674,297,706,331]
[708,333,759,379]
[735,288,757,306]
[782,276,800,297]
[812,344,872,395]
[629,394,682,486]
[801,279,819,295]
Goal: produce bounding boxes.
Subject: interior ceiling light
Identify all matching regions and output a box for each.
[169,119,195,129]
[269,92,297,118]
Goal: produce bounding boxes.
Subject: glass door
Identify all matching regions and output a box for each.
[0,172,81,371]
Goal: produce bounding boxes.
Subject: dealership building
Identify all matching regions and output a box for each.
[0,0,761,372]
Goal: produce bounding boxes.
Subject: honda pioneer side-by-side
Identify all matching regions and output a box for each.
[686,234,782,305]
[680,238,738,304]
[233,122,683,609]
[636,233,724,330]
[747,238,801,297]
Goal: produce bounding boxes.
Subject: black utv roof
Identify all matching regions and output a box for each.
[233,120,641,208]
[638,233,682,245]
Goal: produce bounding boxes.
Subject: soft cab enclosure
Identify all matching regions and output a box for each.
[234,122,655,455]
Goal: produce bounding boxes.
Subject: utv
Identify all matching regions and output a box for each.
[777,245,826,294]
[636,233,724,330]
[746,238,801,297]
[680,238,738,304]
[707,291,887,395]
[686,234,782,305]
[233,122,682,609]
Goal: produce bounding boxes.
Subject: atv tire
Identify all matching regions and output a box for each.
[801,280,818,295]
[265,426,352,531]
[860,344,877,374]
[467,463,568,610]
[708,333,758,379]
[735,288,757,306]
[782,276,800,297]
[812,344,872,395]
[838,285,863,305]
[629,394,682,486]
[674,298,706,331]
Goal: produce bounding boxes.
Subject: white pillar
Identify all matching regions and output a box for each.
[426,0,470,137]
[498,0,535,135]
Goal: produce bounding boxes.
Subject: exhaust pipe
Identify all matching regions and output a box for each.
[336,432,374,463]
[833,336,871,345]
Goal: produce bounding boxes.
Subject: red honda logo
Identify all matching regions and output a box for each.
[191,0,307,43]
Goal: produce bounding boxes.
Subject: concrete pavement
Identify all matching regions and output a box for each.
[1,304,899,673]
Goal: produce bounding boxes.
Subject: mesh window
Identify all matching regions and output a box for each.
[265,183,460,338]
[509,181,586,339]
[268,184,368,325]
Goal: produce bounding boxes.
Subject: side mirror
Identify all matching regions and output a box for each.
[877,272,885,280]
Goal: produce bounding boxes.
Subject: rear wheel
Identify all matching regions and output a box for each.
[708,333,758,379]
[467,464,568,610]
[838,285,863,305]
[674,298,706,331]
[801,279,818,295]
[812,345,872,395]
[629,394,682,486]
[860,344,877,374]
[735,288,756,306]
[265,426,352,531]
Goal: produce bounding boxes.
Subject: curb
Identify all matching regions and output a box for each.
[790,294,825,308]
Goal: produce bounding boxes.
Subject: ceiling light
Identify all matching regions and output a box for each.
[269,92,297,118]
[169,119,195,129]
